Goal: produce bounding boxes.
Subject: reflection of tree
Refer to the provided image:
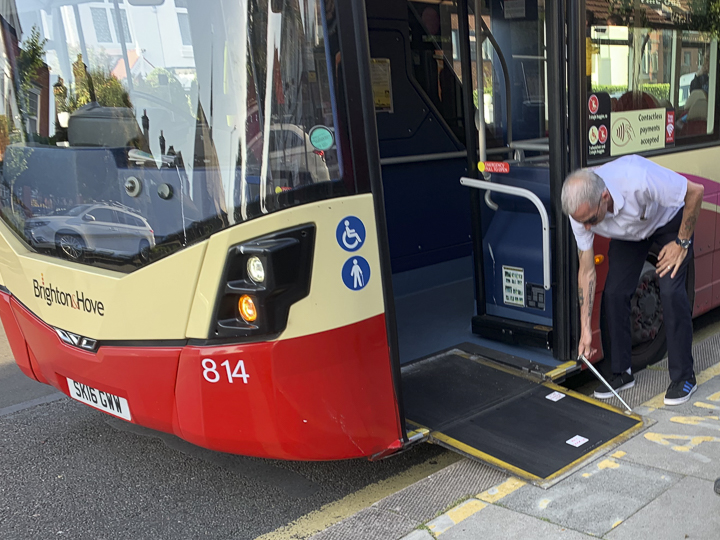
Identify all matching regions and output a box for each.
[686,1,720,36]
[56,54,132,112]
[607,0,720,36]
[18,26,47,96]
[136,68,191,116]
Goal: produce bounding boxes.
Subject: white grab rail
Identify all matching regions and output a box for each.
[460,177,551,290]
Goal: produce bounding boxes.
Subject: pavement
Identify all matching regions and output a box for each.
[307,333,720,540]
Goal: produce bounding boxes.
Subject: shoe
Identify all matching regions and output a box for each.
[664,375,697,405]
[594,372,635,399]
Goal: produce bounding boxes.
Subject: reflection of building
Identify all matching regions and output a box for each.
[45,1,197,87]
[16,0,198,141]
[0,0,49,145]
[587,0,709,90]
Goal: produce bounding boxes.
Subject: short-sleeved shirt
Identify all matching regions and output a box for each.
[570,155,687,252]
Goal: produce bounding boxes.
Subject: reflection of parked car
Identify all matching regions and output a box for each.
[248,124,331,186]
[24,203,155,262]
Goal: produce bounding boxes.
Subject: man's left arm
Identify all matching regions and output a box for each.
[657,179,704,278]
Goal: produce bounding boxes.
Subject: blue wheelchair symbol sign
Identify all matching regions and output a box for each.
[336,216,366,252]
[342,257,371,291]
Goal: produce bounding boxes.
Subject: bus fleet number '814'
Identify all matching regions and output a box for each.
[202,359,249,384]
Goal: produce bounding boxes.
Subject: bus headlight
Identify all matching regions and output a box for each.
[210,224,315,340]
[247,256,265,283]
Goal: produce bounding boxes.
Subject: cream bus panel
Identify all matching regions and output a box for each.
[0,218,207,341]
[652,147,720,184]
[186,194,385,340]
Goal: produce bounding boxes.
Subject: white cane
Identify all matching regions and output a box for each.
[578,354,633,414]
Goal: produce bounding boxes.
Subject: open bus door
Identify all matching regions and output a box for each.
[358,0,644,484]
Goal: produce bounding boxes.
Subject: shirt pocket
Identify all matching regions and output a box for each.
[639,201,658,221]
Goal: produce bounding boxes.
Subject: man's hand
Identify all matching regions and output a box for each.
[656,240,688,278]
[578,331,597,360]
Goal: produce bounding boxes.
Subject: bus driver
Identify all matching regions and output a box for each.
[561,154,705,405]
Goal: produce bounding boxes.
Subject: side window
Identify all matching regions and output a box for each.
[587,2,718,155]
[87,208,116,223]
[115,211,130,225]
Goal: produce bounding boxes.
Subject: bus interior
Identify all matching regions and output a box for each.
[368,0,715,481]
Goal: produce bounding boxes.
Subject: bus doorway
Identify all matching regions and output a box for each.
[367,0,643,484]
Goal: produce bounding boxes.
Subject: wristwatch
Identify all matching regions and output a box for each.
[675,237,692,249]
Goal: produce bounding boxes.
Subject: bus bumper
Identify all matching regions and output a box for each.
[0,291,402,460]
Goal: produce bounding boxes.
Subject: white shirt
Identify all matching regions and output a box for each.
[570,155,687,251]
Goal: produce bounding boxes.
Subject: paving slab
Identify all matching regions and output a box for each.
[439,504,593,540]
[614,390,720,481]
[605,475,720,540]
[498,453,680,537]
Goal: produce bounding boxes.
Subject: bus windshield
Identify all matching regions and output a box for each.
[2,0,347,271]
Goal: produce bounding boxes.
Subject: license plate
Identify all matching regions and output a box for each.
[66,377,132,421]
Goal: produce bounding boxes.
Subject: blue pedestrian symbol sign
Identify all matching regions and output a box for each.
[336,216,366,252]
[342,257,371,291]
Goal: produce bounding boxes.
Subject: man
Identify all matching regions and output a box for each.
[561,154,704,405]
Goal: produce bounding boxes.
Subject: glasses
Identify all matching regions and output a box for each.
[582,196,603,226]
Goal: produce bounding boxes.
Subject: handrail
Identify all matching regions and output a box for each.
[478,16,512,148]
[379,151,466,166]
[460,177,550,290]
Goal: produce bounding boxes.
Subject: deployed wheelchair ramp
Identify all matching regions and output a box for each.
[402,346,644,486]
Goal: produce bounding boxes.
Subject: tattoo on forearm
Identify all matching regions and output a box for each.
[579,287,584,308]
[682,212,698,238]
[587,277,596,319]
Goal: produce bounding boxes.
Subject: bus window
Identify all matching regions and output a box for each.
[587,0,718,153]
[407,1,549,151]
[3,0,350,273]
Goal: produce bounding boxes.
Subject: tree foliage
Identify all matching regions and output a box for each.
[18,26,47,94]
[56,54,132,112]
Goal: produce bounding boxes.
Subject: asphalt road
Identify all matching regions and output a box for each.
[0,325,447,540]
[2,308,720,540]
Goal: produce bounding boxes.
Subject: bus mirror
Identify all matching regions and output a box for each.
[271,0,284,13]
[127,0,165,5]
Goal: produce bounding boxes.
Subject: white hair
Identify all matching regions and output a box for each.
[561,169,606,215]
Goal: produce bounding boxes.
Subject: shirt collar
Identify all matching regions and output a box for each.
[604,178,624,217]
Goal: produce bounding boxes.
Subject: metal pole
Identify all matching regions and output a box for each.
[458,0,485,317]
[474,0,487,167]
[112,0,134,93]
[578,355,633,414]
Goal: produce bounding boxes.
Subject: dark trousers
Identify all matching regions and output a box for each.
[603,210,694,382]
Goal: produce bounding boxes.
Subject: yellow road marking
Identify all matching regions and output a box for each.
[445,499,487,524]
[538,499,551,509]
[694,402,719,410]
[708,391,720,402]
[671,415,719,425]
[611,451,626,459]
[255,451,461,540]
[645,433,720,452]
[698,363,720,384]
[477,477,526,503]
[597,459,620,470]
[612,520,624,529]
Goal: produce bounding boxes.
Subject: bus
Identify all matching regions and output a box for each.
[0,0,717,485]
